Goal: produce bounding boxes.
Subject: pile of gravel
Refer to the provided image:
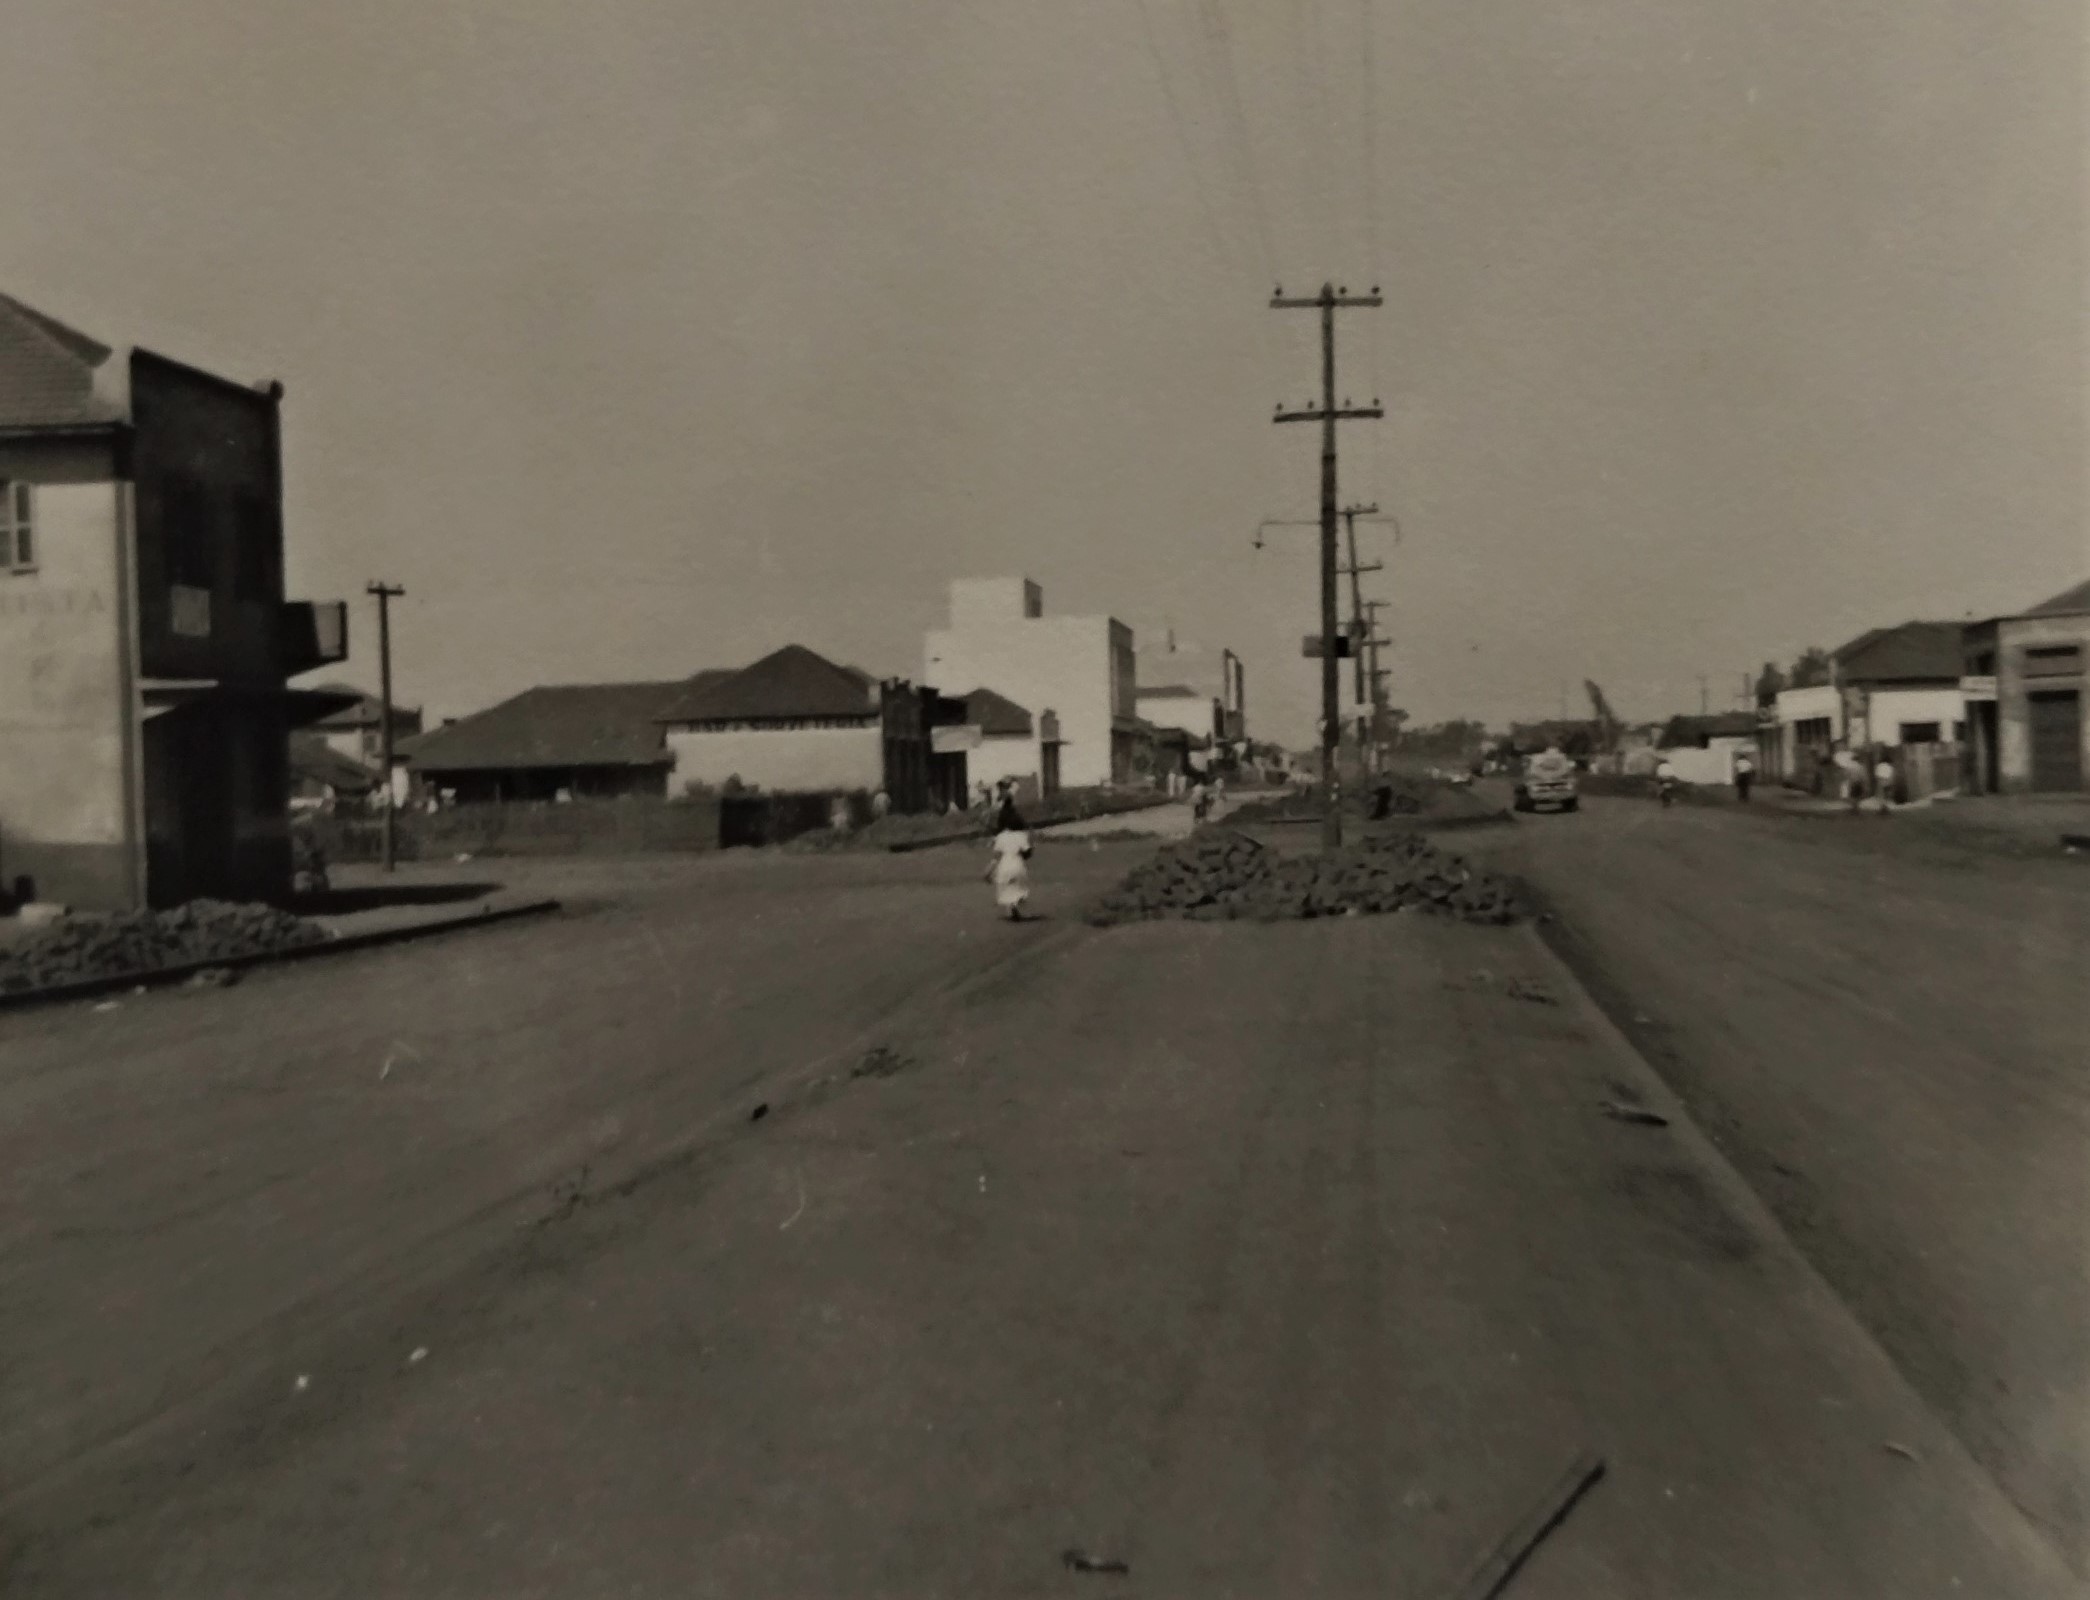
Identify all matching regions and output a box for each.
[0,900,327,994]
[1085,830,1522,927]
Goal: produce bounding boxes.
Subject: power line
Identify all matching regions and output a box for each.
[1194,1,1280,282]
[1135,0,1243,272]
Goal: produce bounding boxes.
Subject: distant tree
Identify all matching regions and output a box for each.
[1754,662,1787,706]
[1659,714,1703,749]
[1788,648,1831,689]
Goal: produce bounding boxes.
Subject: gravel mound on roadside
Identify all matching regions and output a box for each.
[0,900,327,993]
[1085,830,1522,927]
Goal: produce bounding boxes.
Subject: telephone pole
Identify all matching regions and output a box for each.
[1272,282,1383,850]
[1339,502,1384,709]
[1363,596,1393,754]
[366,581,405,872]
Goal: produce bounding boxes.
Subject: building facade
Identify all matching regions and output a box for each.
[923,577,1138,788]
[660,644,963,812]
[946,687,1061,800]
[0,294,345,909]
[1963,579,2090,794]
[403,679,705,803]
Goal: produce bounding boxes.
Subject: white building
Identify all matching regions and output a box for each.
[1134,684,1218,740]
[1769,620,1966,786]
[923,577,1139,788]
[943,687,1061,799]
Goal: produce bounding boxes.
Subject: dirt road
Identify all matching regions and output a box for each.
[5,835,2072,1595]
[1466,792,2090,1571]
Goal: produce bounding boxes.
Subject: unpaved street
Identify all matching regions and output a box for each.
[3,831,2074,1596]
[1467,792,2090,1572]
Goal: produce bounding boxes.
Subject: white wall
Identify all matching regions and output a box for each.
[926,613,1116,787]
[1853,686,1966,746]
[1775,685,1842,732]
[1658,737,1755,785]
[966,732,1043,793]
[0,480,133,900]
[667,725,883,795]
[1137,694,1215,739]
[948,576,1040,631]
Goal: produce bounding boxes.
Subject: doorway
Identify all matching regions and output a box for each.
[2028,690,2082,792]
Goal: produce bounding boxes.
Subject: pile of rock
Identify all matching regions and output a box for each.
[1085,830,1522,927]
[0,899,327,994]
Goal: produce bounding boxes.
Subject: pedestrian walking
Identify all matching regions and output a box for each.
[1733,752,1755,803]
[1833,748,1864,812]
[985,796,1033,920]
[1873,754,1896,815]
[1189,777,1210,824]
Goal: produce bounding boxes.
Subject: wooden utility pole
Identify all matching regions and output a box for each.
[1339,502,1384,710]
[366,581,405,872]
[1272,282,1383,850]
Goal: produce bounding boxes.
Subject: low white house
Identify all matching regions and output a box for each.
[1769,620,1966,788]
[948,687,1061,799]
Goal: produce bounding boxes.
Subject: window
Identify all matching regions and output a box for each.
[1898,722,1942,745]
[1,481,34,572]
[2024,644,2083,680]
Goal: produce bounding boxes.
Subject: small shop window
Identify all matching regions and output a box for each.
[1,481,34,572]
[1898,722,1942,745]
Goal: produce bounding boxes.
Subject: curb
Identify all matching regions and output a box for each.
[0,899,562,1014]
[1513,895,2079,1586]
[896,799,1176,852]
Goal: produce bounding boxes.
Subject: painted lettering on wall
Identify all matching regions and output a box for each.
[0,588,108,619]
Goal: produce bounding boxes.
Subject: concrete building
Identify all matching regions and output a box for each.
[660,644,964,811]
[0,292,347,909]
[1963,579,2090,793]
[923,577,1139,788]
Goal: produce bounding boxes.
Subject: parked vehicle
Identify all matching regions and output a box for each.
[1514,748,1580,814]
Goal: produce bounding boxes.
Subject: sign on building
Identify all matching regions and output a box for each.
[931,724,982,753]
[1959,675,1998,702]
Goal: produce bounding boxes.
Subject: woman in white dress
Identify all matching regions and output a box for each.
[986,797,1033,920]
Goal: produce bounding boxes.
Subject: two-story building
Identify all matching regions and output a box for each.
[0,292,346,909]
[923,577,1138,788]
[1963,579,2089,794]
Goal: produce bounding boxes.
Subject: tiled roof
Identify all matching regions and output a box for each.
[290,736,380,795]
[2026,578,2090,617]
[1832,620,1963,684]
[406,680,701,772]
[657,646,876,723]
[305,683,423,731]
[962,686,1033,738]
[0,292,122,428]
[1136,684,1203,699]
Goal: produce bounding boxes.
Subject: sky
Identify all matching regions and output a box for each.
[2,0,2083,737]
